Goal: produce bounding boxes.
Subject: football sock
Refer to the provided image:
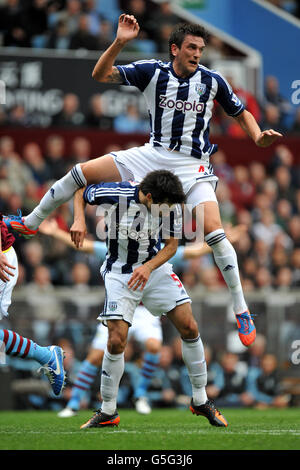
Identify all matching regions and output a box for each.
[24,164,87,230]
[182,335,207,406]
[205,229,248,314]
[0,329,51,364]
[67,360,99,411]
[101,348,124,415]
[134,351,160,399]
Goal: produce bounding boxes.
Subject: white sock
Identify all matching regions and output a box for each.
[182,335,207,406]
[101,348,124,415]
[24,164,87,230]
[205,229,248,314]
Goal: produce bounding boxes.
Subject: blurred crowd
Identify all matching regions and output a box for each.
[0,134,300,293]
[4,332,295,411]
[0,74,300,134]
[0,0,239,54]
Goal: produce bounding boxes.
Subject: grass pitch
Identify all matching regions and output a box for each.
[0,408,299,450]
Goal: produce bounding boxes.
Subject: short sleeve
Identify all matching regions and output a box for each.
[83,182,137,205]
[116,60,158,92]
[214,72,245,117]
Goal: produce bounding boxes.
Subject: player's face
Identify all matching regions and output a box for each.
[171,35,205,78]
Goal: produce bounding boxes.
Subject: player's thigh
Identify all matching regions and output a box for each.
[142,264,191,318]
[80,154,121,184]
[99,271,142,326]
[0,248,18,320]
[167,303,199,340]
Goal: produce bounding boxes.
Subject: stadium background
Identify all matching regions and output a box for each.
[0,0,299,413]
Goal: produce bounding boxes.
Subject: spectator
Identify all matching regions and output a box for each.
[211,150,234,184]
[23,142,51,185]
[288,216,300,248]
[85,94,113,130]
[261,103,285,134]
[69,14,98,50]
[0,0,30,47]
[47,19,71,49]
[291,248,300,287]
[255,266,273,291]
[229,166,255,211]
[275,266,293,290]
[249,161,267,192]
[0,136,33,197]
[68,136,91,166]
[274,165,295,201]
[252,209,283,247]
[265,75,293,128]
[97,19,114,50]
[206,352,249,408]
[44,135,67,180]
[246,354,290,409]
[245,334,267,368]
[27,0,48,41]
[114,103,149,134]
[51,93,85,127]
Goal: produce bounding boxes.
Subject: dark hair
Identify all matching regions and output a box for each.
[139,170,185,204]
[168,23,209,62]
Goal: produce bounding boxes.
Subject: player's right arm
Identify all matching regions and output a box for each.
[92,14,140,83]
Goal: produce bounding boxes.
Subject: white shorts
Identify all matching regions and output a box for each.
[99,262,191,325]
[0,246,18,320]
[111,143,218,206]
[91,304,163,350]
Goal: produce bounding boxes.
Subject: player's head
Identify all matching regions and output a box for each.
[139,170,185,207]
[169,23,208,76]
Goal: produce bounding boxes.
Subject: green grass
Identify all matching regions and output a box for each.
[0,408,299,450]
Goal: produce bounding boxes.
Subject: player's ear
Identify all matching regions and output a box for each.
[170,43,178,58]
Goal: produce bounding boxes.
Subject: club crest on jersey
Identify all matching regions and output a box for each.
[108,301,118,312]
[195,83,206,96]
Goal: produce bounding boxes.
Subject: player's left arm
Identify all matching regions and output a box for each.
[70,187,87,249]
[128,237,178,291]
[234,109,283,147]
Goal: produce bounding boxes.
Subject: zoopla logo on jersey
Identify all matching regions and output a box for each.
[159,95,205,113]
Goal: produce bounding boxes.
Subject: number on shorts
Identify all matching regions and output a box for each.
[171,273,183,288]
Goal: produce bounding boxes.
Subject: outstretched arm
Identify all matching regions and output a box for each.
[92,14,140,83]
[234,109,283,147]
[39,219,95,254]
[70,188,87,249]
[183,224,247,259]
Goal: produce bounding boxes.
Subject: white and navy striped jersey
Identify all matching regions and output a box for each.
[117,60,245,159]
[83,181,182,274]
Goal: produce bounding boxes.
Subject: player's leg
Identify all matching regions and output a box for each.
[0,328,66,396]
[59,348,104,417]
[167,303,228,427]
[134,337,161,414]
[4,155,121,235]
[189,183,256,347]
[59,323,108,416]
[80,319,129,429]
[130,307,162,414]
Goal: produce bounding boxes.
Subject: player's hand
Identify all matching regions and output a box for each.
[39,219,58,235]
[128,264,151,291]
[255,129,283,147]
[0,252,15,282]
[70,220,87,249]
[116,14,140,44]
